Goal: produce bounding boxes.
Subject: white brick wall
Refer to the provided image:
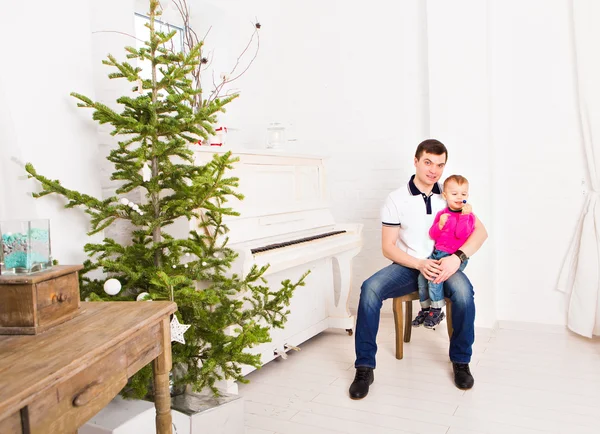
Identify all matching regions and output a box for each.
[325,151,419,314]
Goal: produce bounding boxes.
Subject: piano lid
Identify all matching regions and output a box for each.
[193,148,335,246]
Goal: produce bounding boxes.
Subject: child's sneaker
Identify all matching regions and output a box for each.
[411,309,430,327]
[424,308,445,329]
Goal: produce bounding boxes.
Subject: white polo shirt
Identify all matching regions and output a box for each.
[381,175,446,259]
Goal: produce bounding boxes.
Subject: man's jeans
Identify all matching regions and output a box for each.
[418,249,468,308]
[354,262,475,368]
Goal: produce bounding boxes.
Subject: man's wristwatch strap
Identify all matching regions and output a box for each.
[454,249,468,263]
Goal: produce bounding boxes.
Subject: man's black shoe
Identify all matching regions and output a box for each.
[453,362,474,390]
[349,367,374,400]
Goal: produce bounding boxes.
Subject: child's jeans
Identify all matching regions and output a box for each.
[418,249,468,308]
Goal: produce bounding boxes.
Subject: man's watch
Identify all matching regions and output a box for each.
[453,250,468,263]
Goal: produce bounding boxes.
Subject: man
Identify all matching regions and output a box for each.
[349,139,488,400]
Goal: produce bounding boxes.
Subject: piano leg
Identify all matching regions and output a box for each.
[328,247,361,333]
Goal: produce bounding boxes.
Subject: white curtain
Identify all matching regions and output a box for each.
[557,0,600,338]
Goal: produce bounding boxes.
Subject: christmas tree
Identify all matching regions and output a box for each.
[25,0,306,398]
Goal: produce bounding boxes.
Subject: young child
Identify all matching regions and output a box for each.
[412,175,476,329]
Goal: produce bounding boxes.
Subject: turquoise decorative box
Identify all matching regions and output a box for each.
[0,219,53,275]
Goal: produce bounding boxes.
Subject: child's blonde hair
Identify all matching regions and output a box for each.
[443,175,469,190]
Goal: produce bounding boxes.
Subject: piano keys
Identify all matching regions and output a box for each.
[250,230,347,254]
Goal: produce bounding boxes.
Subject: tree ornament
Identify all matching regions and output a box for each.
[141,162,152,182]
[120,198,130,206]
[170,315,191,344]
[136,292,152,301]
[103,278,122,295]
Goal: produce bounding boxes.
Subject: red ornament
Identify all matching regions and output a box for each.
[210,127,227,146]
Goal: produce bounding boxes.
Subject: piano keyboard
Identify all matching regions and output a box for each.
[251,230,348,254]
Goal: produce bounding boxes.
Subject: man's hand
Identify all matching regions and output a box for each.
[418,259,442,281]
[439,213,449,229]
[433,254,461,283]
[462,204,472,215]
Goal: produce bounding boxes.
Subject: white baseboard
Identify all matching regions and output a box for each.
[496,319,569,335]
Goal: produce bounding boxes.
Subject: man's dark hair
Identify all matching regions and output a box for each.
[415,139,448,162]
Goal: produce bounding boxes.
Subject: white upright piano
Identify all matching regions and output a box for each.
[192,147,363,391]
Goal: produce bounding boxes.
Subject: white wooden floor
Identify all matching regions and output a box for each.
[238,315,600,434]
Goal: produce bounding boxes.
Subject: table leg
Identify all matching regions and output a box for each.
[153,317,173,434]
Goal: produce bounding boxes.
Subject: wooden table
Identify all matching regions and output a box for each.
[0,301,177,434]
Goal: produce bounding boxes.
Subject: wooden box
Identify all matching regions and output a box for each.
[0,265,84,335]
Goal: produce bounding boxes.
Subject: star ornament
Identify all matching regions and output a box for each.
[170,315,191,345]
[141,162,152,182]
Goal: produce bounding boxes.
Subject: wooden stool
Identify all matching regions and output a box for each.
[392,292,453,359]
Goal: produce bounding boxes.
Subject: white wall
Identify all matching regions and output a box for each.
[183,0,585,328]
[0,0,102,265]
[1,0,586,329]
[426,0,496,327]
[182,0,427,312]
[91,0,137,245]
[491,0,583,325]
[188,0,499,325]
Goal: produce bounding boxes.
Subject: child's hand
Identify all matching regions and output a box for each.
[439,213,449,229]
[462,204,472,215]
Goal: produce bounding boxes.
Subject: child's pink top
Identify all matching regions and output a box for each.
[429,208,476,254]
